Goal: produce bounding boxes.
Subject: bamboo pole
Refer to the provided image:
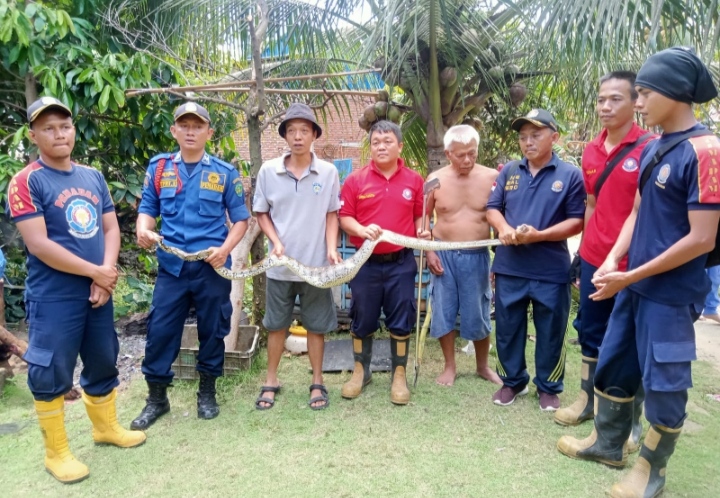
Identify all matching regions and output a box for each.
[125,69,378,97]
[128,87,379,98]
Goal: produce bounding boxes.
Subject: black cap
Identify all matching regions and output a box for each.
[635,47,718,104]
[27,97,72,124]
[511,109,558,132]
[278,103,322,138]
[174,102,211,123]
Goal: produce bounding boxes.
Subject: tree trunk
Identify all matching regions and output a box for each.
[225,217,261,351]
[427,145,447,173]
[246,114,267,333]
[24,72,38,162]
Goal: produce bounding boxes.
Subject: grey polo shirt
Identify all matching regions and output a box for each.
[253,153,341,281]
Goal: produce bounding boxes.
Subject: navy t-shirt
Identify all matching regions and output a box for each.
[8,160,115,302]
[488,154,586,283]
[629,125,720,306]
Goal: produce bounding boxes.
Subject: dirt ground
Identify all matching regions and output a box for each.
[695,319,720,372]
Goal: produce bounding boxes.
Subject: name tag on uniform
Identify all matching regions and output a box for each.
[200,171,226,193]
[160,179,177,189]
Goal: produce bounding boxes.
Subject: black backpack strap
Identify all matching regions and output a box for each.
[594,132,654,198]
[639,129,715,194]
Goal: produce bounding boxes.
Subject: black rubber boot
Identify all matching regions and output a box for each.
[130,382,170,430]
[554,355,597,426]
[628,384,645,453]
[610,424,683,498]
[557,387,634,467]
[389,334,410,405]
[197,372,220,420]
[341,334,373,399]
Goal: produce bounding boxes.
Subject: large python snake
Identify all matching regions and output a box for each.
[151,230,502,289]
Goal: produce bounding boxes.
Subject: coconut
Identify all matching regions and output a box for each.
[377,90,389,102]
[358,116,371,131]
[387,106,402,123]
[488,66,505,81]
[504,64,520,76]
[363,105,378,122]
[509,83,527,107]
[490,41,505,59]
[439,66,457,87]
[374,101,388,118]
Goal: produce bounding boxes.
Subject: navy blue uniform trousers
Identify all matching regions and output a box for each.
[24,300,119,402]
[349,248,417,338]
[595,289,698,429]
[576,258,617,358]
[142,261,233,384]
[494,274,570,394]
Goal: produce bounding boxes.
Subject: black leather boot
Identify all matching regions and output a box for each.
[197,372,220,420]
[557,387,634,467]
[130,382,170,430]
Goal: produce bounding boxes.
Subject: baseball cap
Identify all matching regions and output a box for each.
[278,103,322,138]
[174,102,211,123]
[27,97,72,124]
[511,109,558,132]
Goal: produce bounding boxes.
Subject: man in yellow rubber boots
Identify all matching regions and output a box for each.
[8,97,145,484]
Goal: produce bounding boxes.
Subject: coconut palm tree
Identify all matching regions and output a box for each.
[109,0,718,172]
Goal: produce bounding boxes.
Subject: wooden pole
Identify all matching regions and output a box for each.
[125,69,378,97]
[128,87,380,98]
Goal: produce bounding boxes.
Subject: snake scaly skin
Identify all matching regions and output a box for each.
[151,230,501,289]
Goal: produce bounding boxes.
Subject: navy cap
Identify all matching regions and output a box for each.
[27,97,72,124]
[278,103,322,138]
[511,108,558,132]
[174,102,211,123]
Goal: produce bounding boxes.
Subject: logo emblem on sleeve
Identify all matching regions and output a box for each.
[551,180,564,192]
[402,188,413,200]
[66,199,99,239]
[657,164,671,185]
[622,158,639,172]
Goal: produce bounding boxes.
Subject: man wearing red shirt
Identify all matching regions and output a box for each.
[339,120,427,405]
[555,72,654,436]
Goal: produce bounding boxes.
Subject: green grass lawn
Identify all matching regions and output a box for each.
[2,327,719,498]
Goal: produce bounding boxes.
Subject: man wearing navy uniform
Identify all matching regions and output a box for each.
[132,103,250,429]
[555,72,654,449]
[9,97,145,484]
[339,120,428,405]
[487,109,586,411]
[557,47,720,498]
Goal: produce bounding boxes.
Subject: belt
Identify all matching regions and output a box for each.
[368,248,410,263]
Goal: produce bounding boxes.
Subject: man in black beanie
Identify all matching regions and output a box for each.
[557,46,720,498]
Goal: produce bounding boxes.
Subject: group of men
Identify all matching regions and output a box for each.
[10,46,720,498]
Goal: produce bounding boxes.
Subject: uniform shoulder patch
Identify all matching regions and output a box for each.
[149,153,172,165]
[8,162,43,218]
[211,157,234,171]
[689,135,720,204]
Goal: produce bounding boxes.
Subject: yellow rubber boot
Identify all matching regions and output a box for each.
[390,334,410,405]
[83,389,146,448]
[34,397,89,484]
[341,334,373,399]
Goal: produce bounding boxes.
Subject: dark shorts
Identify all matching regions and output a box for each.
[263,278,337,333]
[430,248,492,341]
[348,248,417,338]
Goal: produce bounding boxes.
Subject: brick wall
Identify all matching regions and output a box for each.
[233,97,374,172]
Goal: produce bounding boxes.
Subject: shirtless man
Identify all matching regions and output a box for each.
[425,125,502,386]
